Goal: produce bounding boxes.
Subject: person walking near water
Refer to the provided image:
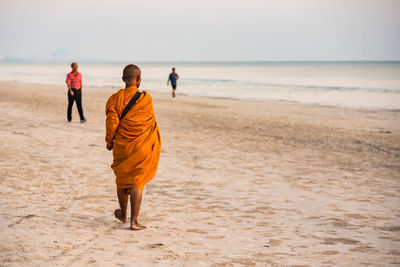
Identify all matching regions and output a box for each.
[167,67,179,98]
[66,62,86,123]
[105,64,161,230]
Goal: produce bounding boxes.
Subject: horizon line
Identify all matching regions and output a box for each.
[1,59,400,64]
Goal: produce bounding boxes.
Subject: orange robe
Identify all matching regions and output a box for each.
[105,86,161,190]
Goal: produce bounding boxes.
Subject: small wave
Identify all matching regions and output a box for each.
[7,71,65,77]
[183,78,400,93]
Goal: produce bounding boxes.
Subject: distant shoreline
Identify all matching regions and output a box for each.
[1,80,399,112]
[1,62,399,110]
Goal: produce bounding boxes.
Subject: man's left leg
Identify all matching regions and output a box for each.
[114,188,129,223]
[75,89,86,122]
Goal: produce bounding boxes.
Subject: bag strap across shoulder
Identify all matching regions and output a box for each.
[120,91,141,121]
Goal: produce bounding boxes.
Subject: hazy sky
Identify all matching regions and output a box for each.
[0,0,399,61]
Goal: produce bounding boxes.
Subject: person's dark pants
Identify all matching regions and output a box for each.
[67,88,85,121]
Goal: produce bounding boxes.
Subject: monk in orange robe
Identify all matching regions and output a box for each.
[105,64,161,230]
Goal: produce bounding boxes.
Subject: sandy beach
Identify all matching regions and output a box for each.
[0,80,399,266]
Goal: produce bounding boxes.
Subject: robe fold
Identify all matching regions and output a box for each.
[105,86,161,190]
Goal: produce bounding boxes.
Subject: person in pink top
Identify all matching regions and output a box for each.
[66,62,86,123]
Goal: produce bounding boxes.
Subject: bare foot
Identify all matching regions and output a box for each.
[114,209,127,223]
[130,222,146,230]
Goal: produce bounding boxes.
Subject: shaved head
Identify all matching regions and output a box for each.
[123,64,141,82]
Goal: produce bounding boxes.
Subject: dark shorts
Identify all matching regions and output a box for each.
[171,84,177,89]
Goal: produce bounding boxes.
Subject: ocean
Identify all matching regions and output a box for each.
[1,61,399,110]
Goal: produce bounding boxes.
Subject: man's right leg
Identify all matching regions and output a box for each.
[67,91,74,122]
[130,187,146,230]
[172,89,176,98]
[114,188,129,223]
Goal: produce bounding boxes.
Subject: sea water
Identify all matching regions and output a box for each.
[0,61,399,110]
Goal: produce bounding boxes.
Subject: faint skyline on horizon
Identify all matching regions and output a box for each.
[1,0,399,62]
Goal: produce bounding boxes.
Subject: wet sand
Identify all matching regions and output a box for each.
[0,81,399,266]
